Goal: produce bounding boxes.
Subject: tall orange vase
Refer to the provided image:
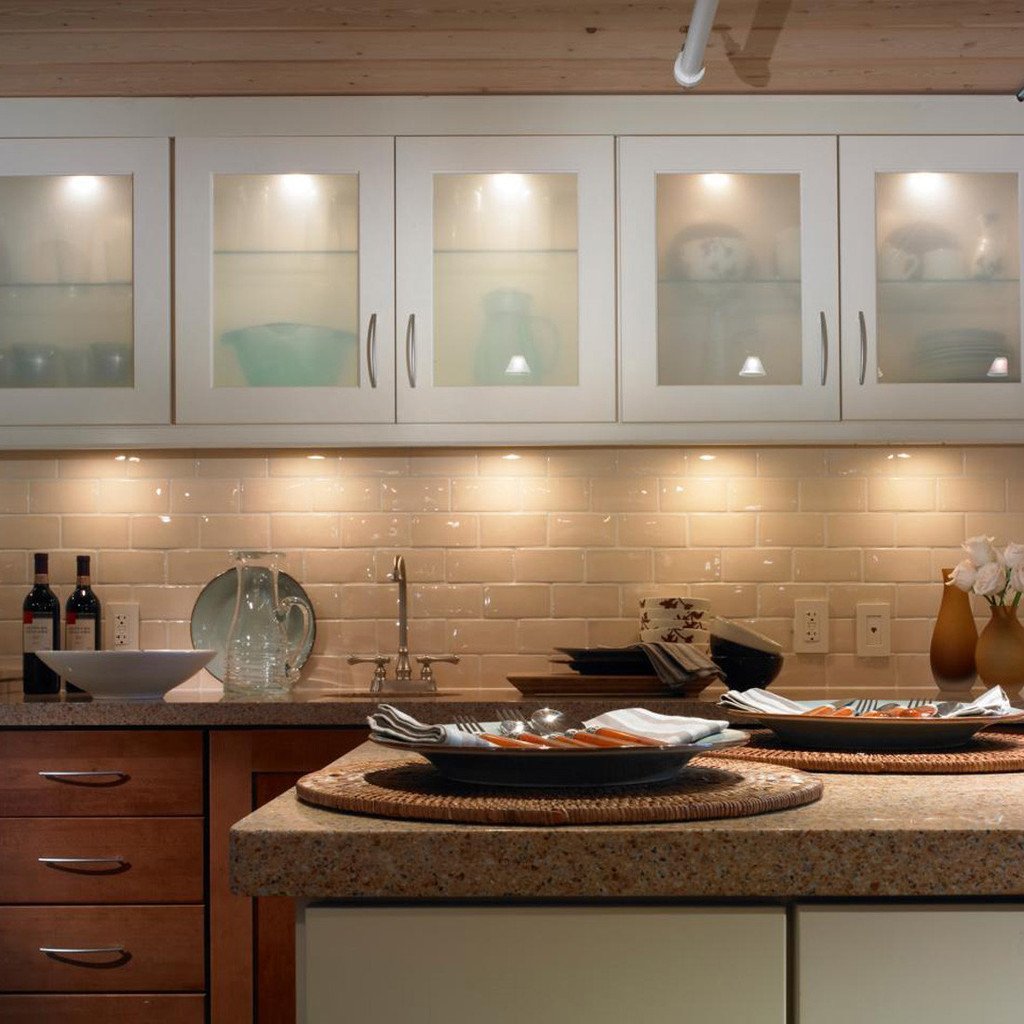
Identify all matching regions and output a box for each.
[929,568,978,694]
[974,603,1024,699]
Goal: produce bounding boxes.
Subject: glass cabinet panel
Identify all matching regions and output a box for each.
[396,136,615,424]
[875,172,1020,385]
[212,173,360,389]
[619,136,839,423]
[656,172,802,386]
[432,172,579,388]
[175,137,394,425]
[0,174,133,389]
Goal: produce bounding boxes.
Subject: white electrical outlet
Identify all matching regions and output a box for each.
[856,601,891,657]
[109,603,140,650]
[793,599,829,653]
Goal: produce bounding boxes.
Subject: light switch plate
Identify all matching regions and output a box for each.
[793,599,829,653]
[856,602,891,657]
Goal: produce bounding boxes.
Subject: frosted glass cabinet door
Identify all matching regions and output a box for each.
[0,138,169,426]
[175,138,394,424]
[619,136,839,422]
[841,137,1024,420]
[395,137,615,423]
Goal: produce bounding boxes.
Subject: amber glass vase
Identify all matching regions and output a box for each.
[929,568,978,694]
[975,603,1024,699]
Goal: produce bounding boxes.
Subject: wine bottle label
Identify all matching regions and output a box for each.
[66,614,97,652]
[23,614,54,653]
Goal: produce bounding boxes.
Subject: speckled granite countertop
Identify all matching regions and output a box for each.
[0,684,725,729]
[230,741,1024,901]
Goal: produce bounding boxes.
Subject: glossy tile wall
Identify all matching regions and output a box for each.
[1,446,1022,695]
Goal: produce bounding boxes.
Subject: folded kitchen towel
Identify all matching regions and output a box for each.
[584,707,728,745]
[367,704,491,747]
[941,685,1014,718]
[636,641,725,693]
[717,688,808,715]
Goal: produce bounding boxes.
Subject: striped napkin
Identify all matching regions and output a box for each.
[637,641,726,693]
[367,704,490,747]
[585,707,728,744]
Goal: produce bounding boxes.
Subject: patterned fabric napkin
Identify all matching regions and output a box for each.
[585,707,728,744]
[636,641,726,693]
[367,704,490,747]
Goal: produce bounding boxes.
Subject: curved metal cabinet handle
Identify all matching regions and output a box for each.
[858,310,868,385]
[404,314,416,388]
[40,946,126,956]
[819,310,828,385]
[38,770,129,781]
[38,856,126,867]
[365,313,378,389]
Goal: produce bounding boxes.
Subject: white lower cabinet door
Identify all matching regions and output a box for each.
[797,905,1024,1024]
[300,904,786,1024]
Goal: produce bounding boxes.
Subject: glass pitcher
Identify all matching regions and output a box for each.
[474,288,558,385]
[223,551,312,697]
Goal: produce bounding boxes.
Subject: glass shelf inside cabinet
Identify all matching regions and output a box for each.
[875,171,1021,385]
[212,173,361,389]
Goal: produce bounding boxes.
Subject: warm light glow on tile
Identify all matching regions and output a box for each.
[307,454,326,460]
[501,453,522,461]
[699,454,717,462]
[159,515,172,524]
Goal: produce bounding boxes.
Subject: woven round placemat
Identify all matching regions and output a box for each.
[295,755,822,826]
[712,730,1024,774]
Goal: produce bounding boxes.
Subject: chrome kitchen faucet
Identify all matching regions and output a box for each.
[347,555,459,693]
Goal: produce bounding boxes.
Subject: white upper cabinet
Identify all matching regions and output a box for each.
[841,137,1024,420]
[175,137,394,424]
[0,138,169,426]
[395,136,616,423]
[618,137,840,422]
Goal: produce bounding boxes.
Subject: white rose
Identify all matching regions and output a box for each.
[1011,564,1024,594]
[1004,542,1024,569]
[946,560,978,591]
[963,535,998,567]
[973,561,1007,598]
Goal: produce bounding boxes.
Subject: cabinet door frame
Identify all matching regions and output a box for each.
[395,135,616,424]
[840,136,1024,421]
[618,135,840,423]
[175,136,395,425]
[0,137,170,426]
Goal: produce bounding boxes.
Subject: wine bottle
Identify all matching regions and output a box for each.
[22,552,60,696]
[65,554,101,695]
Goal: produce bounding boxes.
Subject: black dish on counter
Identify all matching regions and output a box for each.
[708,619,784,692]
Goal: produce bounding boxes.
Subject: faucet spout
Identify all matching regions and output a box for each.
[389,554,411,681]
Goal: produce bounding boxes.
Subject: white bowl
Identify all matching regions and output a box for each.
[36,650,216,701]
[639,627,710,647]
[638,597,712,613]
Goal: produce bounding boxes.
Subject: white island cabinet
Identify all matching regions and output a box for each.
[299,905,786,1024]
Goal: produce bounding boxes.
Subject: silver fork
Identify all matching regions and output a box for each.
[453,712,483,734]
[496,707,526,737]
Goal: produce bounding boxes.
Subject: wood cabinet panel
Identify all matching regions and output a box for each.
[209,727,367,1024]
[0,817,203,904]
[0,993,205,1023]
[0,905,205,993]
[0,730,203,816]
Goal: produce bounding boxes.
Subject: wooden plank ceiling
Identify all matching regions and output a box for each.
[0,1,1022,96]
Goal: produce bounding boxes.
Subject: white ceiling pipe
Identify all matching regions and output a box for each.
[674,0,721,88]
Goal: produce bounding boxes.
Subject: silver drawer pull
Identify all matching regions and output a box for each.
[38,770,129,781]
[38,856,126,867]
[405,313,416,388]
[40,945,126,956]
[366,312,378,389]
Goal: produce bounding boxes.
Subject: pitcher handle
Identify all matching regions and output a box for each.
[277,596,313,682]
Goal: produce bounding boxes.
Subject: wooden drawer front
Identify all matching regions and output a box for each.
[0,818,204,904]
[0,906,205,992]
[0,731,203,816]
[0,994,205,1023]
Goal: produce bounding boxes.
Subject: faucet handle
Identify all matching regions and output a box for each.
[415,654,460,688]
[347,655,391,692]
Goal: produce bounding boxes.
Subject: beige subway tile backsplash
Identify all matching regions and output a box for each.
[2,444,1023,696]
